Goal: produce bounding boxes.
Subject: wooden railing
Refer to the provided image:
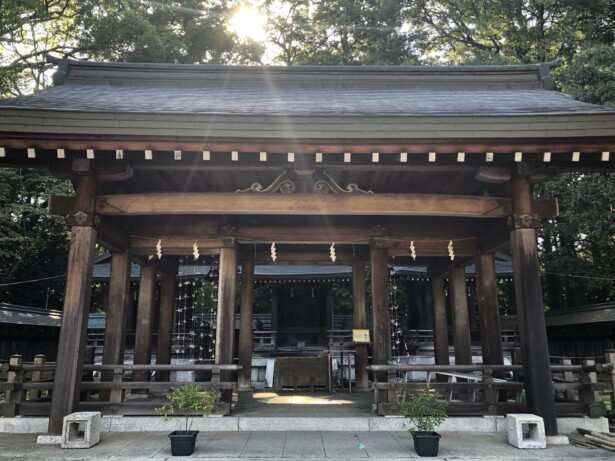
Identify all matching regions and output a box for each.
[1,355,240,417]
[367,363,612,417]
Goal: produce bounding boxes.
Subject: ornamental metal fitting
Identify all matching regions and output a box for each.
[373,225,387,237]
[73,211,88,225]
[223,237,235,247]
[508,213,539,229]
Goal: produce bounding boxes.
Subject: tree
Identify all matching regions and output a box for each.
[0,168,73,307]
[404,0,614,65]
[78,0,242,64]
[535,173,615,308]
[0,0,88,97]
[263,0,420,65]
[558,44,615,107]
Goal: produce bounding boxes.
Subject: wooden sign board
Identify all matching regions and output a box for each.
[352,329,371,344]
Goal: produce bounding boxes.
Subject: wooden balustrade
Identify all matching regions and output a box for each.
[0,358,240,417]
[366,363,612,417]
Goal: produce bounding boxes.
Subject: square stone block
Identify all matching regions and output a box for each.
[61,411,101,448]
[506,413,546,449]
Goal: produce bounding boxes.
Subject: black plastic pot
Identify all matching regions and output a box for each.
[169,430,199,456]
[411,431,441,457]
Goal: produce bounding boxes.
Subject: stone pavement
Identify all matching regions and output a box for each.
[0,431,612,460]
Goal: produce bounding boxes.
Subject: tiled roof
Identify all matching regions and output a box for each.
[1,85,607,117]
[545,302,615,326]
[1,58,614,141]
[0,303,61,328]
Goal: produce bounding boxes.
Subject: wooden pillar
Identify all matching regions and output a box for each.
[370,247,390,403]
[475,253,504,366]
[370,248,391,366]
[216,245,238,401]
[271,286,279,335]
[510,174,557,436]
[133,264,157,384]
[431,277,450,366]
[101,251,132,399]
[238,259,254,389]
[325,285,334,330]
[352,261,369,390]
[156,272,176,382]
[449,267,472,365]
[48,175,97,435]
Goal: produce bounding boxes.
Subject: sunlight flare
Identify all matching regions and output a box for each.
[229,6,267,42]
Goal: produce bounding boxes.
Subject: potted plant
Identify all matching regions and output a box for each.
[398,387,448,457]
[155,384,221,456]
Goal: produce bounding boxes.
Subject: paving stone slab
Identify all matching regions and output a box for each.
[283,432,325,458]
[321,431,368,458]
[240,432,286,458]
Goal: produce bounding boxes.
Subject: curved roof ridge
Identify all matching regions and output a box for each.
[45,55,553,91]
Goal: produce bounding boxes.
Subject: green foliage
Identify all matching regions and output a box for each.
[0,168,72,306]
[535,173,615,308]
[79,1,238,64]
[155,384,220,432]
[0,0,90,96]
[558,44,615,107]
[404,0,614,65]
[398,387,447,433]
[263,0,420,65]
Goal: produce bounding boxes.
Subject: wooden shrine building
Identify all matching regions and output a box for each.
[1,57,615,436]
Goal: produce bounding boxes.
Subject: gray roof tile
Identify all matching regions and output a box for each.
[0,85,609,117]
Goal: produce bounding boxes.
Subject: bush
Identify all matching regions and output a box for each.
[398,387,447,433]
[155,384,220,431]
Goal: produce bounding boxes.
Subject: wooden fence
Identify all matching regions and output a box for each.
[0,354,240,417]
[367,362,612,417]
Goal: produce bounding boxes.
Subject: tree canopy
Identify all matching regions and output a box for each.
[1,0,614,308]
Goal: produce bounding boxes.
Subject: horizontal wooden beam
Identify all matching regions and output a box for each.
[95,193,511,218]
[130,237,227,256]
[532,198,558,219]
[382,239,476,257]
[48,195,75,215]
[2,135,615,156]
[49,162,133,182]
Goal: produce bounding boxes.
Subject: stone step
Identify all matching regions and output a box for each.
[1,415,608,434]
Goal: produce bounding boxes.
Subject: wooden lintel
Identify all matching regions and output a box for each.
[129,220,478,243]
[130,237,226,256]
[532,198,559,219]
[251,251,366,264]
[235,225,373,244]
[376,238,476,257]
[48,195,76,215]
[96,193,511,218]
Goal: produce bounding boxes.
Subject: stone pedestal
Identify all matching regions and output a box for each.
[61,411,101,448]
[506,413,546,449]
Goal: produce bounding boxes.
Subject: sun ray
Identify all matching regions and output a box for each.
[229,6,267,42]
